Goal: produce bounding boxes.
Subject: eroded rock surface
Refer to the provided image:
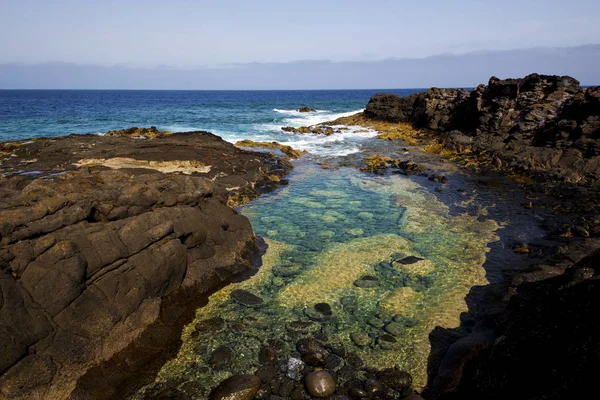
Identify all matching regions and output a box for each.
[365,74,600,183]
[0,131,292,399]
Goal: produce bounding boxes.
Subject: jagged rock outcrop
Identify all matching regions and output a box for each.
[0,131,292,399]
[426,247,600,400]
[365,74,600,183]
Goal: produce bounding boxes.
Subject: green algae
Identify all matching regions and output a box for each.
[134,165,499,398]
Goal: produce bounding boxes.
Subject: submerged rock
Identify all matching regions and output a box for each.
[351,331,372,347]
[314,302,333,316]
[258,346,278,364]
[209,375,261,400]
[378,368,413,390]
[353,275,380,288]
[395,256,425,265]
[304,371,336,398]
[230,289,264,306]
[209,346,234,369]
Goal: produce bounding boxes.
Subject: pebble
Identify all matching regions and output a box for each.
[385,322,404,336]
[348,387,368,398]
[287,358,305,379]
[209,375,261,400]
[304,371,336,398]
[378,368,412,390]
[367,317,385,329]
[364,379,384,396]
[209,345,233,369]
[259,346,278,363]
[378,334,397,350]
[350,331,371,347]
[353,275,380,288]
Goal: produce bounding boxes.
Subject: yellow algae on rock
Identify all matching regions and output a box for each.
[74,157,211,174]
[379,286,419,315]
[277,234,413,307]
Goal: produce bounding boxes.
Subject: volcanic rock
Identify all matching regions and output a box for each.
[0,130,292,400]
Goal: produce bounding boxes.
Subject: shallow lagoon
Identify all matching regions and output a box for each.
[136,163,500,398]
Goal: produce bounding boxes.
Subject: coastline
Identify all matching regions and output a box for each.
[0,73,598,399]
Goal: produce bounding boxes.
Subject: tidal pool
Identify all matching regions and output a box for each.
[136,163,499,398]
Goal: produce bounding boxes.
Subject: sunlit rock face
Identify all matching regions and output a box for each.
[136,165,499,398]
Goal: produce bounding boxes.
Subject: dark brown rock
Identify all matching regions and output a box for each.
[230,289,264,307]
[427,249,600,400]
[209,374,261,400]
[304,370,336,398]
[378,368,412,390]
[365,74,600,183]
[0,130,292,400]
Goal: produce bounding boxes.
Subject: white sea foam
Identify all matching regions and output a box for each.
[282,109,364,127]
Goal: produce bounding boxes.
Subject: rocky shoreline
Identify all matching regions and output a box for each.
[0,73,597,400]
[0,130,292,399]
[337,74,600,399]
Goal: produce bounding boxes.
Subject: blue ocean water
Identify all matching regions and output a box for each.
[0,89,420,155]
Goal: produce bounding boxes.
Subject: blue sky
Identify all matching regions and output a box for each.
[1,0,599,67]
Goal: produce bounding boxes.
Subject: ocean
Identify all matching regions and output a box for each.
[0,89,420,155]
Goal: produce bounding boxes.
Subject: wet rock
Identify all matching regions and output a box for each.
[328,344,347,358]
[287,358,305,379]
[325,353,344,370]
[259,346,278,364]
[314,302,333,316]
[345,353,364,368]
[428,174,448,183]
[364,379,384,397]
[330,396,351,400]
[351,331,372,347]
[209,346,233,369]
[255,364,279,383]
[304,371,336,398]
[303,351,328,367]
[353,275,380,288]
[348,387,368,398]
[368,317,385,329]
[152,388,193,400]
[209,374,261,400]
[378,334,397,350]
[513,243,531,253]
[193,317,226,335]
[378,368,412,390]
[286,320,319,334]
[304,307,328,322]
[297,338,325,355]
[231,289,264,306]
[384,322,404,336]
[394,256,425,265]
[290,385,311,400]
[296,107,317,113]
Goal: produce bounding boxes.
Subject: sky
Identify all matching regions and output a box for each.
[0,0,599,88]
